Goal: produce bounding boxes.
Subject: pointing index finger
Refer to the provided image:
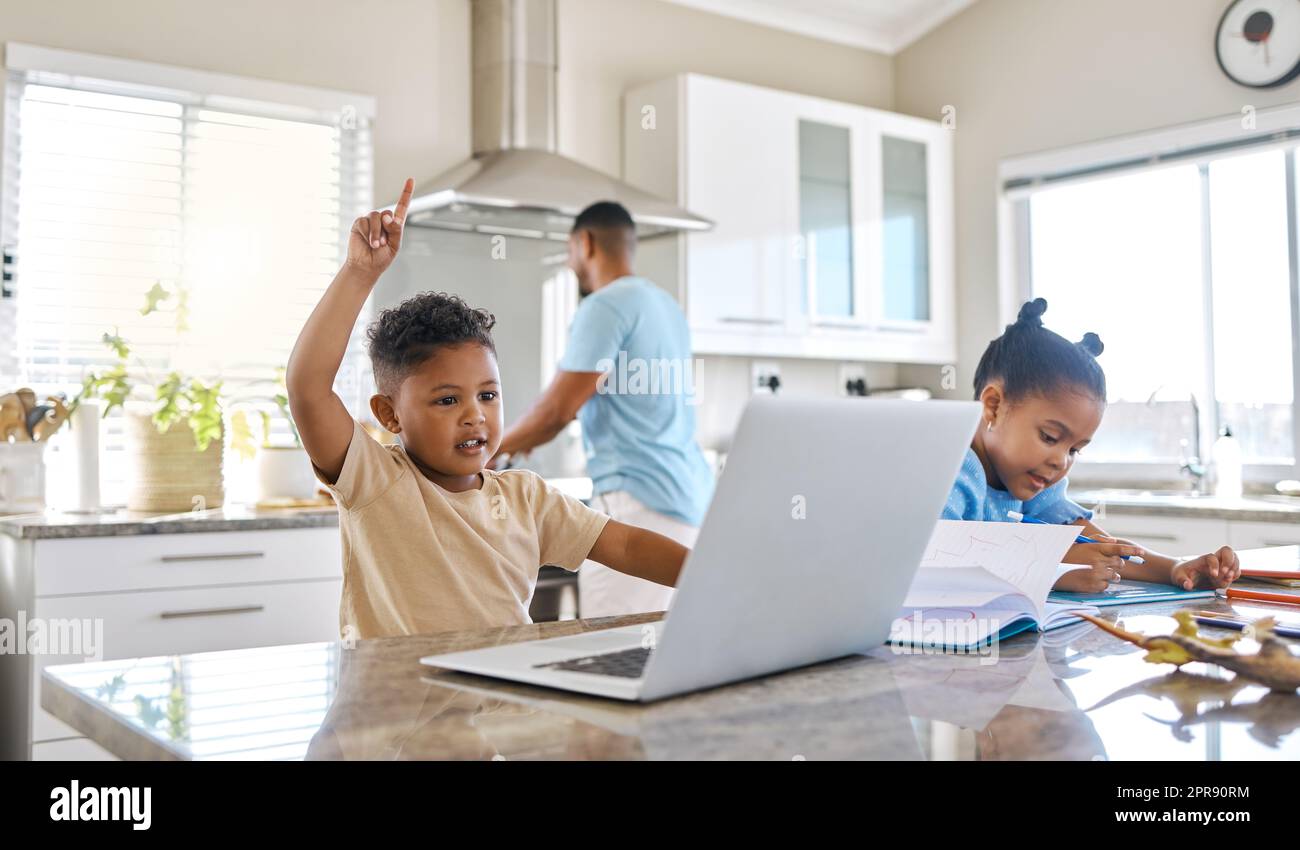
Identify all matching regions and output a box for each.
[394,178,414,223]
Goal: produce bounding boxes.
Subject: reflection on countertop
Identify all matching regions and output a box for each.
[41,601,1300,761]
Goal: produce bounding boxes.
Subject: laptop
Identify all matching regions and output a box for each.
[420,396,982,702]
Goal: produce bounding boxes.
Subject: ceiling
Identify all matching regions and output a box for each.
[659,0,977,55]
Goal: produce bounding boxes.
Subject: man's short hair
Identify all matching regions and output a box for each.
[572,201,636,254]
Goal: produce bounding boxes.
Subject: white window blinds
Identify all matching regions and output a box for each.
[1,47,374,505]
[8,73,372,391]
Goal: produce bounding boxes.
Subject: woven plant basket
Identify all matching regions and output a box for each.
[124,405,224,512]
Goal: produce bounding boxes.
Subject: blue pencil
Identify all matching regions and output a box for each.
[1194,615,1300,640]
[1007,510,1146,564]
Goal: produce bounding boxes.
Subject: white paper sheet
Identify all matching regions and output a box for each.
[918,521,1083,621]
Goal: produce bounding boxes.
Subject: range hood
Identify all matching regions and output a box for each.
[403,0,711,241]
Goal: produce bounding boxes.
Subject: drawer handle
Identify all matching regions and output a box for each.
[160,605,265,620]
[1263,540,1300,547]
[810,320,869,329]
[718,316,783,326]
[160,551,265,563]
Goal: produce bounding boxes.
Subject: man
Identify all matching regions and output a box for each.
[495,201,714,618]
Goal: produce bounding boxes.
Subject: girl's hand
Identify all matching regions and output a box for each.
[1053,565,1119,594]
[346,178,414,277]
[1170,546,1240,590]
[1062,540,1145,574]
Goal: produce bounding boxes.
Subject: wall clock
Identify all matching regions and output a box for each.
[1216,0,1300,88]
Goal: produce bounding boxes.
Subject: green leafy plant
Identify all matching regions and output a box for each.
[70,284,300,456]
[229,368,302,461]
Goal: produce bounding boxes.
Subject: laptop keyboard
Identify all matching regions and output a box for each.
[535,646,653,678]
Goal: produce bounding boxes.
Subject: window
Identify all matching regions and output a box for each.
[1026,165,1207,464]
[1005,114,1300,484]
[0,45,374,506]
[1208,151,1294,466]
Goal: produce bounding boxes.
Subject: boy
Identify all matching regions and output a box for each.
[286,179,688,640]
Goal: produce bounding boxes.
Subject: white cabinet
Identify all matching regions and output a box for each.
[1229,520,1300,549]
[1091,513,1232,559]
[787,96,873,346]
[5,526,342,760]
[682,75,795,336]
[869,112,956,361]
[623,73,956,364]
[32,737,117,761]
[1095,511,1300,557]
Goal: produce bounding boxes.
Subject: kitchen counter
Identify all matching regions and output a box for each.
[41,599,1300,760]
[1074,489,1300,523]
[0,505,340,539]
[0,477,594,540]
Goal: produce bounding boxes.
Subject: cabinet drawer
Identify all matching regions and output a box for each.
[33,579,340,744]
[34,528,341,597]
[1229,520,1300,550]
[1090,513,1230,558]
[32,737,119,761]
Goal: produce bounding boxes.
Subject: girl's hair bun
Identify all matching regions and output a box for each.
[1078,332,1104,357]
[1015,297,1048,329]
[974,297,1107,403]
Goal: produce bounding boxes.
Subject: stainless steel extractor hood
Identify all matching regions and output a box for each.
[403,0,711,241]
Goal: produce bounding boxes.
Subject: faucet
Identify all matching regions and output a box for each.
[1147,386,1206,494]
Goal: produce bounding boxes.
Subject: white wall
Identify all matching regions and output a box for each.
[893,0,1300,399]
[0,0,470,196]
[557,0,894,177]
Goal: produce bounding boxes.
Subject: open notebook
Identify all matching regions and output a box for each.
[890,521,1095,650]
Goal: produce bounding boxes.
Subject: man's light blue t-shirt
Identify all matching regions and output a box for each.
[942,448,1093,525]
[558,276,715,527]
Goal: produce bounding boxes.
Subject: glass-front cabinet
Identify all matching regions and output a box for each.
[867,110,954,362]
[622,73,955,363]
[787,101,953,361]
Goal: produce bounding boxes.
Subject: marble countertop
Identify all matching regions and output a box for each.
[0,478,595,540]
[41,599,1300,760]
[10,481,1290,540]
[0,504,341,539]
[1073,489,1300,523]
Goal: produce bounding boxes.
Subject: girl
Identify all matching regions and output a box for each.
[945,298,1241,594]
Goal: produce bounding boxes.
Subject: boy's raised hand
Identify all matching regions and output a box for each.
[346,178,414,277]
[1171,545,1241,590]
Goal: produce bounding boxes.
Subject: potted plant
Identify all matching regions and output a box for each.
[229,371,319,503]
[72,284,307,512]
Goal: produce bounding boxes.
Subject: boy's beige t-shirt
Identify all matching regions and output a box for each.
[316,420,610,640]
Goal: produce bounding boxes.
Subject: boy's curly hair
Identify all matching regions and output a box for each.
[366,292,497,395]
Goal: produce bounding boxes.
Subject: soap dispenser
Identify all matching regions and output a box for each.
[1212,425,1243,499]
